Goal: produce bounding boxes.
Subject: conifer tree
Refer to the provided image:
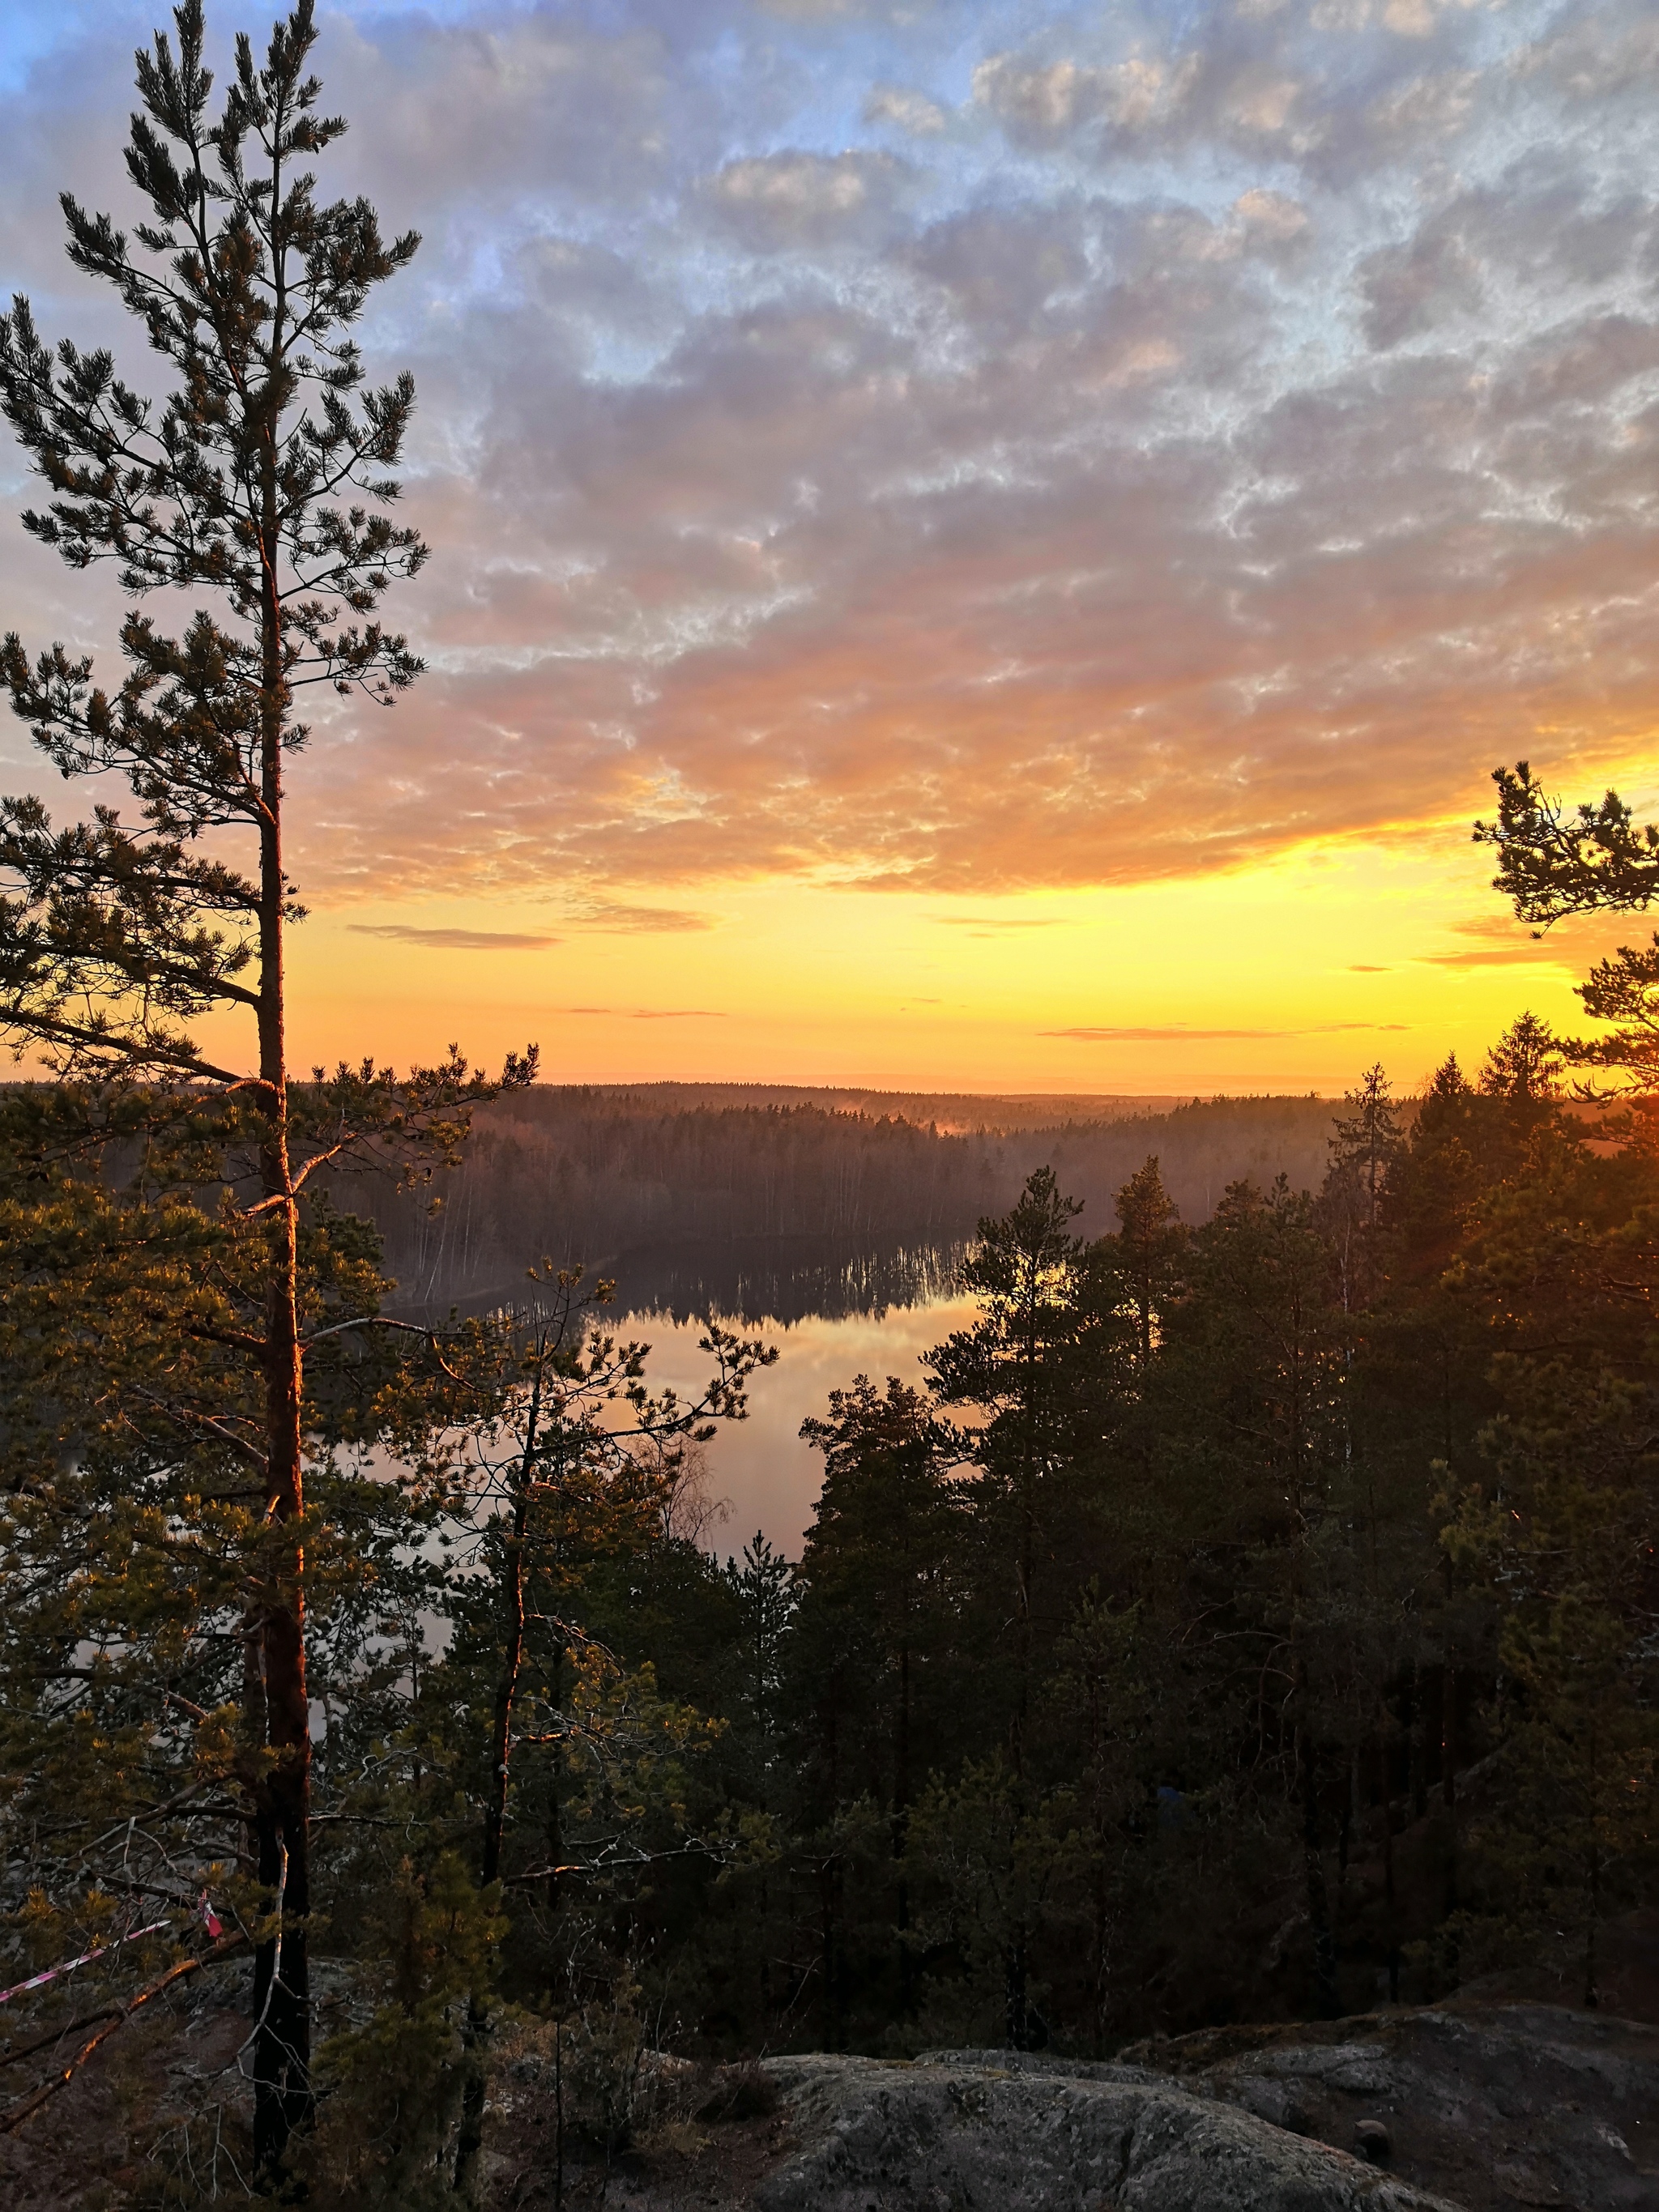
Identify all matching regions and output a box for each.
[797,1378,957,1801]
[929,1168,1087,1759]
[1435,1106,1659,2001]
[1477,762,1659,923]
[724,1531,797,1758]
[1478,1012,1563,1104]
[1563,939,1659,1102]
[0,2,531,2167]
[1324,1064,1403,1311]
[1111,1155,1183,1372]
[1478,765,1659,1102]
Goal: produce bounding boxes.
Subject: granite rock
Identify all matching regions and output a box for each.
[751,2051,1461,2212]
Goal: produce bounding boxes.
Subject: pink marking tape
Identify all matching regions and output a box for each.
[0,1918,173,2006]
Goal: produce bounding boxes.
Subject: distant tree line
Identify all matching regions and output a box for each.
[347,1089,1345,1315]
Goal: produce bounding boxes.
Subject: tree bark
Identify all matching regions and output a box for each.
[1379,1728,1401,2004]
[250,215,313,2163]
[1300,1719,1339,2019]
[455,1368,543,2191]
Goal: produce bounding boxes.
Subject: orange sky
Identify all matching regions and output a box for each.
[252,799,1650,1097]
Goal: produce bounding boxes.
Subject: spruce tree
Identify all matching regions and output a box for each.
[1111,1155,1184,1371]
[1324,1063,1403,1311]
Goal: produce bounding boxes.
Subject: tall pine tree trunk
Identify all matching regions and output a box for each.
[252,416,313,2169]
[0,13,437,2167]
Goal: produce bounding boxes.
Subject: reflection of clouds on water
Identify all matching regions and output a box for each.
[616,1294,980,1558]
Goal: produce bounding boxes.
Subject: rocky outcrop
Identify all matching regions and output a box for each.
[751,2050,1461,2211]
[491,2001,1659,2210]
[1125,2001,1659,2212]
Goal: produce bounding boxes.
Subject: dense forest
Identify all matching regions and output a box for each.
[352,1087,1342,1315]
[3,1023,1655,2201]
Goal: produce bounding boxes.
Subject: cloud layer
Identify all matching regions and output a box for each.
[2,0,1658,913]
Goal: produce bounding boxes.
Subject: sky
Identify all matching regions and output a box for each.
[2,0,1657,1095]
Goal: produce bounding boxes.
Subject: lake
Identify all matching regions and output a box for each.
[610,1285,981,1558]
[403,1234,978,1558]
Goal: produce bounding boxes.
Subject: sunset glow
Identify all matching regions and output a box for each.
[5,0,1657,1094]
[275,823,1655,1093]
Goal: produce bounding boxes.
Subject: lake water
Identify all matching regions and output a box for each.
[403,1234,977,1558]
[611,1288,980,1558]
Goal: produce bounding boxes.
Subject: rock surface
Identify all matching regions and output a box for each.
[486,2002,1659,2210]
[749,2050,1457,2212]
[1129,2001,1659,2211]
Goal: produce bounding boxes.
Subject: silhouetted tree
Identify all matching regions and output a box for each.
[1477,761,1659,923]
[1111,1155,1184,1371]
[0,2,530,2167]
[1480,1012,1563,1103]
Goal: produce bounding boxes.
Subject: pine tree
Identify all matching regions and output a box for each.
[0,3,531,2167]
[1476,761,1659,923]
[1477,765,1659,1104]
[442,1272,769,2189]
[0,1103,469,2181]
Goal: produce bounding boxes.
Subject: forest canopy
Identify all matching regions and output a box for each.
[5,1024,1657,2206]
[347,1086,1346,1317]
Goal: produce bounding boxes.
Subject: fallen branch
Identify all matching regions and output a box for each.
[0,2006,120,2069]
[0,1934,247,2136]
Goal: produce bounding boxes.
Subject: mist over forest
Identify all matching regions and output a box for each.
[357,1086,1346,1318]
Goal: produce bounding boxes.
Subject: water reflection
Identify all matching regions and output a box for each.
[397,1235,966,1328]
[395,1233,977,1557]
[607,1234,965,1324]
[616,1292,981,1559]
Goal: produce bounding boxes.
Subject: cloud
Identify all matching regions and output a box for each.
[5,0,1659,920]
[557,1005,727,1019]
[354,907,714,944]
[1416,915,1639,970]
[932,915,1062,930]
[1513,6,1659,107]
[1233,188,1311,249]
[1043,1022,1410,1042]
[971,51,1194,147]
[1045,1026,1300,1042]
[1358,224,1484,351]
[570,902,718,932]
[864,85,947,134]
[757,0,920,18]
[348,925,560,951]
[702,151,909,249]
